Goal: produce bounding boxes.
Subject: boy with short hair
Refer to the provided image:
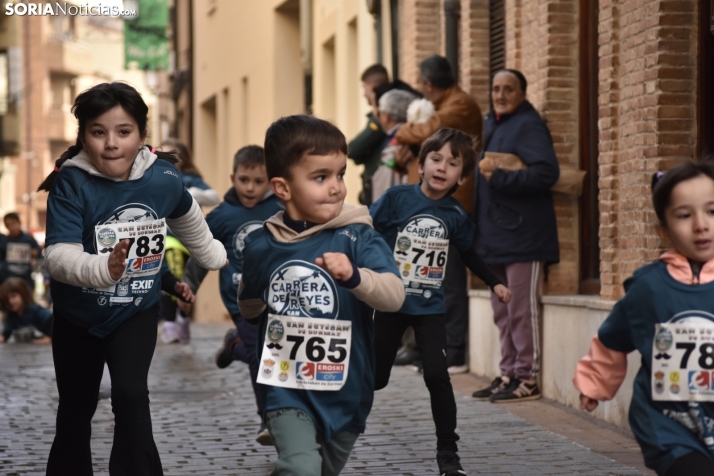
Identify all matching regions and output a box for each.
[238,115,405,476]
[2,212,41,290]
[369,128,512,476]
[181,145,283,445]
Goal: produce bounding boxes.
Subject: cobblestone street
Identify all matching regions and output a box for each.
[1,323,653,475]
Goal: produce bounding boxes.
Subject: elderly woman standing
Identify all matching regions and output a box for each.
[372,89,418,202]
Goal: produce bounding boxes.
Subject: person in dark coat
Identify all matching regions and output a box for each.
[471,69,560,403]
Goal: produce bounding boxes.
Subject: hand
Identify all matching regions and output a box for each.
[0,336,5,344]
[108,239,130,281]
[494,284,511,304]
[579,393,599,412]
[394,145,415,171]
[315,252,353,281]
[177,299,193,315]
[482,170,493,181]
[175,282,195,303]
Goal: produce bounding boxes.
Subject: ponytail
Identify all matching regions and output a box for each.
[37,141,84,192]
[147,144,179,165]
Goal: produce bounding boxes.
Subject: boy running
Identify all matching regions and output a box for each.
[370,128,511,476]
[181,145,283,444]
[238,115,404,476]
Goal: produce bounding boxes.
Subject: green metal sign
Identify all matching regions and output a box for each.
[124,0,169,71]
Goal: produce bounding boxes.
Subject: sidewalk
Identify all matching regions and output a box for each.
[0,323,653,475]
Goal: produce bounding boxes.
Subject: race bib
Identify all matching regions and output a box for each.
[393,230,449,285]
[652,322,714,401]
[95,219,166,277]
[257,314,351,391]
[6,242,31,264]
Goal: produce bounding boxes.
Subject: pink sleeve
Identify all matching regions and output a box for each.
[572,334,629,401]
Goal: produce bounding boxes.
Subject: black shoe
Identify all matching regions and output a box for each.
[394,348,419,366]
[489,378,541,403]
[437,451,467,476]
[215,328,241,369]
[472,377,506,400]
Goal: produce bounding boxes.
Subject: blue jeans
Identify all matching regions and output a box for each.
[231,314,266,421]
[266,408,359,476]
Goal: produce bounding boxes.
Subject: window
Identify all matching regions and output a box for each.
[579,0,600,294]
[489,0,506,79]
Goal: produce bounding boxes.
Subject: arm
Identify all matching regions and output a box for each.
[459,243,502,290]
[237,278,266,322]
[45,243,119,289]
[488,119,560,195]
[573,334,629,405]
[188,187,220,207]
[166,200,227,271]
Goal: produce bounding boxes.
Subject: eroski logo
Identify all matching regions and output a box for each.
[233,221,263,259]
[400,214,448,239]
[268,260,338,318]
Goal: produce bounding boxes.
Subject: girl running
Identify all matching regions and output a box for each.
[38,81,226,475]
[574,160,714,476]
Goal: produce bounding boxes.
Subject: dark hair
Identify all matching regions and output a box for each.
[233,145,265,173]
[418,129,477,194]
[652,160,714,226]
[263,115,347,180]
[361,64,389,84]
[419,55,455,90]
[494,69,528,94]
[0,278,34,316]
[37,82,178,192]
[373,78,423,103]
[160,138,201,177]
[3,212,20,223]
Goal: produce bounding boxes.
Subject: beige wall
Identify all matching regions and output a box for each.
[192,0,382,321]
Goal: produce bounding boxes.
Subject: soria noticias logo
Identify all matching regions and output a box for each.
[5,2,137,17]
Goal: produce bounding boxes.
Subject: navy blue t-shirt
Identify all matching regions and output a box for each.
[2,232,41,287]
[239,221,399,441]
[599,260,714,473]
[370,184,475,315]
[205,191,283,316]
[45,161,194,337]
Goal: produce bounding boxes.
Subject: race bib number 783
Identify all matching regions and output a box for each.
[95,219,166,277]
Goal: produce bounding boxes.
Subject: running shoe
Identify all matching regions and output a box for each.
[437,451,467,476]
[215,328,241,369]
[256,422,273,446]
[489,378,541,403]
[471,376,507,400]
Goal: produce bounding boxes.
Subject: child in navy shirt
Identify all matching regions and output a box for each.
[38,82,226,475]
[575,161,714,476]
[2,212,42,290]
[182,145,283,445]
[0,277,52,344]
[370,128,511,476]
[238,115,405,476]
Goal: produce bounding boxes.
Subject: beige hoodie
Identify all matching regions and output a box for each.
[238,204,405,319]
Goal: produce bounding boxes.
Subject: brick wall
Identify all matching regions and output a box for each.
[598,0,698,299]
[503,0,581,294]
[459,0,491,117]
[398,0,440,87]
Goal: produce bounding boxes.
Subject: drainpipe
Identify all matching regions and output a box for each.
[300,0,313,114]
[444,0,460,82]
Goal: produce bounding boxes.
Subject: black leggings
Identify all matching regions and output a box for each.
[665,451,714,476]
[373,311,459,453]
[46,306,163,476]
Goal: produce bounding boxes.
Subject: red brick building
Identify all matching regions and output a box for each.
[390,0,713,300]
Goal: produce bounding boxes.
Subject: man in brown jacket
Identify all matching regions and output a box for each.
[395,55,484,375]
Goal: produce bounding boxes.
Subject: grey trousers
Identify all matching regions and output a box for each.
[489,261,544,380]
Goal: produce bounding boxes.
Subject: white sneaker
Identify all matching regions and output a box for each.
[447,364,469,375]
[160,321,180,344]
[175,310,190,344]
